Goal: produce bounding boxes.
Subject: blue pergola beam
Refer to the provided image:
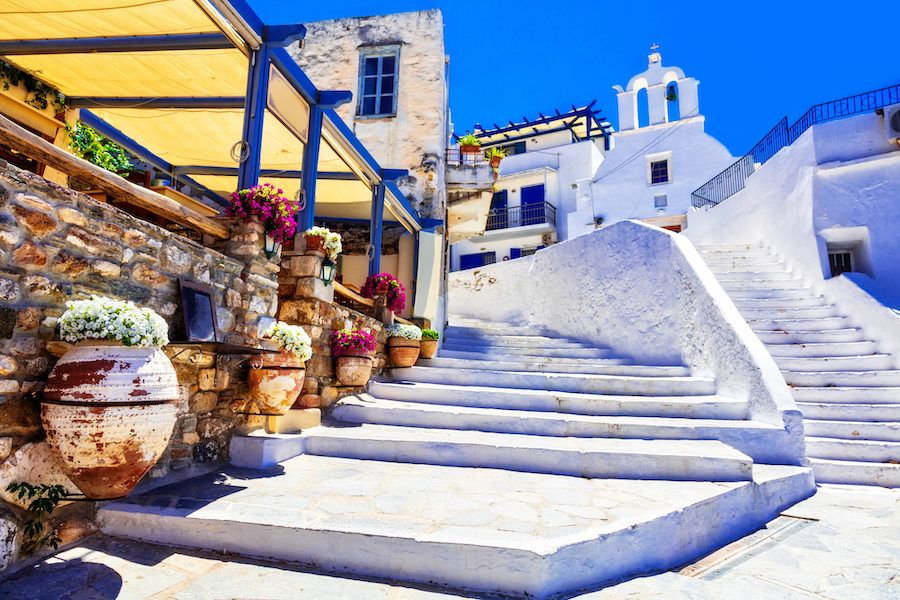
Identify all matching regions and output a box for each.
[0,34,233,55]
[236,43,272,191]
[297,104,324,231]
[369,182,386,277]
[173,166,359,180]
[68,97,244,109]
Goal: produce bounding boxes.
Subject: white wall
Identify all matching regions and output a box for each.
[448,221,804,465]
[589,117,736,226]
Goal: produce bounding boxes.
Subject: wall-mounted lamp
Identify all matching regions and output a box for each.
[264,234,282,260]
[320,258,337,285]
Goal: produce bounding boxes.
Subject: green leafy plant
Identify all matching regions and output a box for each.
[484,147,507,160]
[421,328,440,341]
[66,123,133,175]
[0,60,66,112]
[6,482,70,554]
[457,133,481,147]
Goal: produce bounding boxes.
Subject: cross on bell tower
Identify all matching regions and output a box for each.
[649,43,661,65]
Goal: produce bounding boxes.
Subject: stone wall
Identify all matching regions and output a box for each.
[289,10,449,219]
[0,164,279,572]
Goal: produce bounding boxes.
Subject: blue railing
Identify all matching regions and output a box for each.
[692,83,900,208]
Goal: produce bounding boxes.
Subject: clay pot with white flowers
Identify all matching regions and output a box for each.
[386,323,422,368]
[247,322,312,416]
[42,296,177,500]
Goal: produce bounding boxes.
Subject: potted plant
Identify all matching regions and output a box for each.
[304,225,342,260]
[247,322,312,416]
[226,183,299,258]
[457,133,482,155]
[419,328,440,359]
[361,272,406,314]
[42,296,177,500]
[386,323,422,367]
[484,147,507,169]
[332,327,377,386]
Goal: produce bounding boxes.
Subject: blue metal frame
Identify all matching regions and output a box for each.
[0,34,232,55]
[369,183,386,276]
[237,43,272,191]
[68,97,244,109]
[472,101,612,150]
[173,166,359,180]
[297,104,323,231]
[384,181,421,230]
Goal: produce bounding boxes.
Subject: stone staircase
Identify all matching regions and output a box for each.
[697,242,900,487]
[98,317,813,597]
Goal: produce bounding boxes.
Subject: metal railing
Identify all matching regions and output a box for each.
[692,83,900,209]
[486,202,556,231]
[445,147,489,168]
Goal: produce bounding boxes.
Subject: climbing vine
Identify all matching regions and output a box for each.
[5,482,70,555]
[0,60,66,112]
[66,122,133,176]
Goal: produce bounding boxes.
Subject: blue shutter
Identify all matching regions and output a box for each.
[509,248,522,259]
[520,185,545,225]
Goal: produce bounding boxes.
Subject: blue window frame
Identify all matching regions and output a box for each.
[520,184,546,226]
[358,46,399,117]
[459,252,496,271]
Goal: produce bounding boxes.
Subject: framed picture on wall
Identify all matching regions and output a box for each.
[177,280,220,343]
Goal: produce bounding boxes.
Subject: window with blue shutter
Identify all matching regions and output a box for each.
[358,46,399,117]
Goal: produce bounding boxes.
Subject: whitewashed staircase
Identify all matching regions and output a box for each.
[697,242,900,487]
[99,317,813,597]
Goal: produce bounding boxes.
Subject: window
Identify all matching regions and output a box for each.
[459,252,496,271]
[828,251,853,277]
[654,193,668,208]
[650,160,669,184]
[358,46,399,117]
[497,141,526,156]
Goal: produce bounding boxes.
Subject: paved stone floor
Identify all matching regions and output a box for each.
[1,484,897,599]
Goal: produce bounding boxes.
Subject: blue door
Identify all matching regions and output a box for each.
[486,190,507,230]
[520,184,545,226]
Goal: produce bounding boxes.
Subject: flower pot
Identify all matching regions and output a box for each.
[247,352,306,416]
[304,234,325,256]
[41,341,179,500]
[419,339,438,359]
[388,338,420,367]
[460,144,481,155]
[335,355,373,386]
[489,156,502,169]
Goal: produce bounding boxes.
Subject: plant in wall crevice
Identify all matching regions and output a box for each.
[66,122,133,175]
[5,482,70,555]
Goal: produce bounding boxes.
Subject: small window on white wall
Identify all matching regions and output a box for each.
[654,194,668,208]
[646,152,672,185]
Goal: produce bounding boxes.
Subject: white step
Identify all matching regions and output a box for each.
[797,401,900,421]
[784,370,900,387]
[97,457,816,597]
[749,316,851,332]
[725,288,815,300]
[414,357,690,377]
[766,341,879,358]
[697,243,768,254]
[332,396,792,463]
[445,324,544,337]
[774,354,894,372]
[704,258,784,270]
[802,419,900,442]
[792,386,900,404]
[300,423,754,481]
[392,366,717,396]
[738,304,839,319]
[369,380,749,420]
[733,295,829,309]
[809,457,900,487]
[720,278,806,291]
[754,328,864,344]
[439,345,615,359]
[436,349,626,365]
[441,334,593,350]
[805,436,900,463]
[714,269,795,282]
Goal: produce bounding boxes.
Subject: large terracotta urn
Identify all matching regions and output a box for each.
[42,341,179,500]
[335,355,373,386]
[247,352,306,416]
[388,338,420,368]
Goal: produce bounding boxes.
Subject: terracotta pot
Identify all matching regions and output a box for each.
[419,339,438,359]
[304,234,325,256]
[489,156,502,168]
[460,144,481,155]
[335,355,373,386]
[42,341,179,499]
[388,338,420,368]
[248,366,306,416]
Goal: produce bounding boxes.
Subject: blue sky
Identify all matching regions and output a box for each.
[251,1,897,155]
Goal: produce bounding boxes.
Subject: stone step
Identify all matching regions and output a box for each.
[439,344,615,359]
[333,396,790,463]
[703,258,785,270]
[749,316,852,332]
[369,380,749,420]
[792,386,900,404]
[739,304,839,319]
[445,324,544,338]
[441,333,595,350]
[437,349,625,365]
[754,328,864,344]
[797,401,900,421]
[733,295,829,309]
[96,457,815,597]
[783,369,900,387]
[697,243,769,254]
[300,423,754,481]
[720,278,806,291]
[413,357,691,377]
[766,341,879,358]
[809,457,900,487]
[725,288,815,300]
[802,419,900,442]
[774,354,894,372]
[391,366,717,397]
[713,269,795,282]
[805,436,900,463]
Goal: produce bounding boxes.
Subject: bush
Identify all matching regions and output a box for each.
[332,328,377,357]
[227,183,299,243]
[59,295,168,347]
[264,321,312,361]
[361,273,406,313]
[421,328,440,341]
[386,323,422,340]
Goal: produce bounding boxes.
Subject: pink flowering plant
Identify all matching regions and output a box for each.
[332,328,377,357]
[360,273,406,313]
[226,183,299,243]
